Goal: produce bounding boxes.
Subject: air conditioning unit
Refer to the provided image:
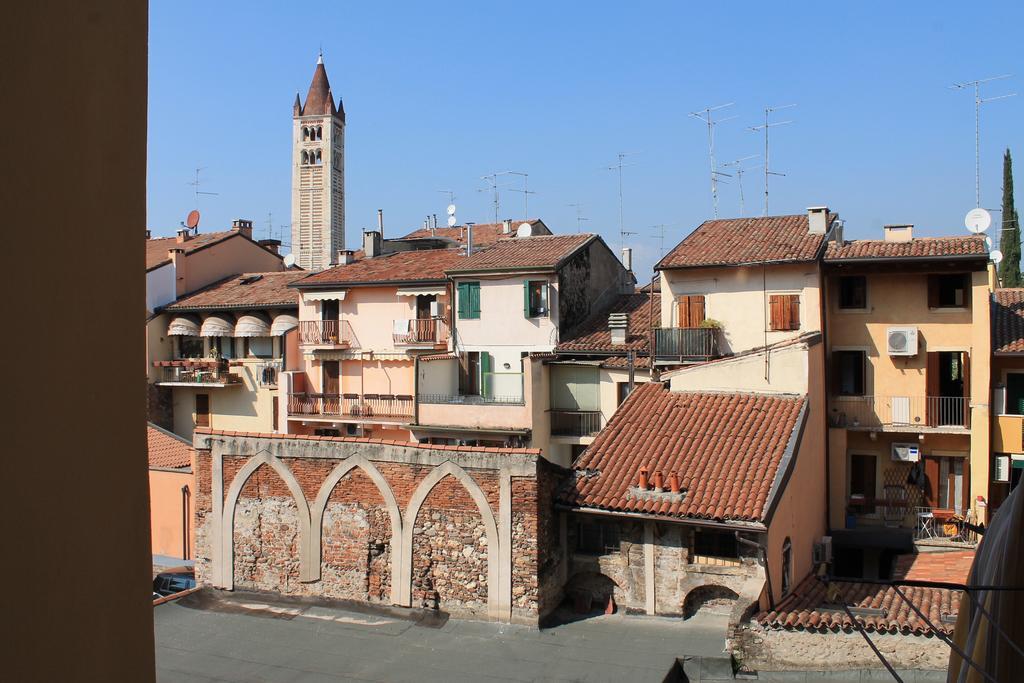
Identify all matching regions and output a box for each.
[887,326,919,356]
[813,536,833,564]
[892,442,920,462]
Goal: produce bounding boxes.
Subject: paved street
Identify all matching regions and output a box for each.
[155,590,729,682]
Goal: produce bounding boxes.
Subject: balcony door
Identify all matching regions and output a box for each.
[849,453,877,514]
[415,295,436,342]
[322,361,340,395]
[926,351,969,427]
[924,455,969,514]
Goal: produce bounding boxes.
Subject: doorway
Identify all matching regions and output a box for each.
[926,351,969,427]
[849,453,877,514]
[414,295,436,342]
[924,455,969,514]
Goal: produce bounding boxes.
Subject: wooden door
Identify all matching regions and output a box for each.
[926,352,940,427]
[323,361,340,395]
[195,393,210,428]
[924,456,940,508]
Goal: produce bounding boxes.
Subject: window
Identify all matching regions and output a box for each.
[768,294,800,331]
[210,336,234,359]
[314,149,322,164]
[302,127,310,141]
[928,273,969,309]
[576,520,620,555]
[301,150,309,165]
[247,337,273,358]
[316,126,323,140]
[781,538,793,595]
[456,281,481,319]
[838,276,867,309]
[523,280,549,317]
[195,394,210,428]
[692,529,739,561]
[1006,374,1024,416]
[849,453,877,511]
[675,295,706,327]
[616,381,633,406]
[833,350,866,396]
[177,336,204,359]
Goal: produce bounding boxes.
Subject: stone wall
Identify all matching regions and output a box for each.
[193,431,553,623]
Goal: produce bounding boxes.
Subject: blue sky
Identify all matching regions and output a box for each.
[149,1,1023,279]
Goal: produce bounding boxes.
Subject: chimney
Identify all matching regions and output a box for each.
[668,472,681,494]
[503,219,512,234]
[258,239,281,255]
[638,466,649,490]
[608,312,629,346]
[145,229,152,239]
[883,224,913,242]
[363,230,382,258]
[653,471,665,493]
[807,206,830,235]
[232,218,253,239]
[466,223,475,256]
[337,249,355,265]
[621,247,633,271]
[176,227,192,243]
[377,209,384,238]
[433,214,438,230]
[169,247,188,297]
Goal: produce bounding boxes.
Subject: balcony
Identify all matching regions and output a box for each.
[298,320,356,348]
[288,392,414,420]
[829,395,970,431]
[255,360,282,387]
[654,327,720,361]
[550,410,602,437]
[153,360,242,387]
[393,318,449,346]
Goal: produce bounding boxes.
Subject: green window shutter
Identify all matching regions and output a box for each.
[480,352,492,397]
[457,282,467,318]
[470,282,481,319]
[524,281,531,318]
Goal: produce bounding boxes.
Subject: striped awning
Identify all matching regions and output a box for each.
[396,286,446,297]
[167,314,201,336]
[234,312,272,338]
[270,313,299,336]
[200,314,235,337]
[304,290,348,302]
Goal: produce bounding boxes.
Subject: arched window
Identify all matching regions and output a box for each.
[301,150,309,165]
[302,127,309,141]
[316,126,323,140]
[315,149,322,164]
[781,537,792,595]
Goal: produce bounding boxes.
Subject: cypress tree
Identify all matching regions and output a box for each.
[999,148,1022,287]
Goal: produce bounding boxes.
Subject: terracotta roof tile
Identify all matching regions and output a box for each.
[656,215,828,269]
[163,271,304,311]
[556,293,660,354]
[993,289,1024,353]
[599,355,652,369]
[447,234,596,273]
[559,383,805,522]
[400,219,547,247]
[825,236,987,261]
[892,550,975,584]
[295,248,465,287]
[147,423,193,469]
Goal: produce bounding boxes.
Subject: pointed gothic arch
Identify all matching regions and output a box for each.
[301,150,309,165]
[308,455,403,605]
[400,461,500,617]
[220,452,312,588]
[302,126,310,141]
[315,149,322,164]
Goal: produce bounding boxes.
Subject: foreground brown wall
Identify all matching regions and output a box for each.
[3,1,155,680]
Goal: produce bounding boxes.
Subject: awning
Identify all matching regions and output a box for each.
[167,314,201,336]
[304,290,347,302]
[200,314,235,337]
[396,286,446,297]
[270,313,299,336]
[234,312,272,338]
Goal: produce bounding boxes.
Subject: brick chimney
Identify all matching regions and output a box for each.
[176,227,192,243]
[258,239,281,255]
[503,219,512,234]
[169,247,188,297]
[807,206,830,235]
[232,218,253,239]
[363,230,382,258]
[883,224,913,242]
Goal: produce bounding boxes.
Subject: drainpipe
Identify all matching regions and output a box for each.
[181,484,191,561]
[736,532,774,610]
[413,353,420,427]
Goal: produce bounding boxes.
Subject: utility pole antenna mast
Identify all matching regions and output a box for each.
[188,166,219,205]
[479,174,501,224]
[951,75,1016,207]
[722,155,761,217]
[748,105,795,216]
[567,203,589,233]
[503,171,535,218]
[604,152,639,251]
[690,104,737,217]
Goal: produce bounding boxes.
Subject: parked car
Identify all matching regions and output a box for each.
[153,566,195,597]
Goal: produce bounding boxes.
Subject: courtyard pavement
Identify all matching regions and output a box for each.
[154,590,730,682]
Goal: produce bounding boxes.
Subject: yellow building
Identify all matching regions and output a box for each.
[989,288,1024,516]
[823,225,990,572]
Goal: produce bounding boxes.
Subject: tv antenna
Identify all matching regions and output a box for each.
[437,190,457,226]
[950,75,1016,207]
[721,155,761,217]
[567,203,589,233]
[479,173,502,224]
[651,224,669,258]
[690,103,737,217]
[604,152,639,250]
[503,171,535,218]
[748,105,795,216]
[188,167,219,204]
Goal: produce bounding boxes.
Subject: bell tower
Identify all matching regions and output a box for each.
[291,52,345,271]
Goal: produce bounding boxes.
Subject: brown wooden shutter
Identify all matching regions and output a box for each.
[195,393,210,428]
[924,457,939,508]
[689,295,706,327]
[927,275,939,308]
[788,295,800,330]
[272,396,279,432]
[676,296,689,327]
[926,352,940,427]
[769,295,783,331]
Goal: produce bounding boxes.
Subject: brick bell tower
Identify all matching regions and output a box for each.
[291,51,346,271]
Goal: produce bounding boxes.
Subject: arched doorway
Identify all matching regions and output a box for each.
[563,571,619,617]
[682,585,740,620]
[231,463,303,593]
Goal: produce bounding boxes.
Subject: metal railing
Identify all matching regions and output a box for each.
[418,372,525,405]
[154,362,241,386]
[830,395,970,429]
[256,360,282,387]
[393,317,449,345]
[298,320,356,346]
[287,392,414,419]
[550,410,602,437]
[417,393,524,406]
[654,327,720,360]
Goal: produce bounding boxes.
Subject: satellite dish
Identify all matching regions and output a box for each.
[990,249,1004,265]
[965,208,991,233]
[446,204,457,216]
[516,222,533,238]
[283,253,296,268]
[446,215,457,227]
[185,209,201,229]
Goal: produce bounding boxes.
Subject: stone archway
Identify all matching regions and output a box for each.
[682,584,740,619]
[564,571,620,615]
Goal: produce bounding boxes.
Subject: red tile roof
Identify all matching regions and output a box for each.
[993,289,1024,353]
[556,293,660,354]
[400,219,548,247]
[163,272,304,311]
[756,551,972,636]
[294,248,465,287]
[825,236,987,261]
[560,383,806,522]
[146,231,238,270]
[148,423,193,469]
[656,215,829,269]
[447,234,597,273]
[599,355,652,369]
